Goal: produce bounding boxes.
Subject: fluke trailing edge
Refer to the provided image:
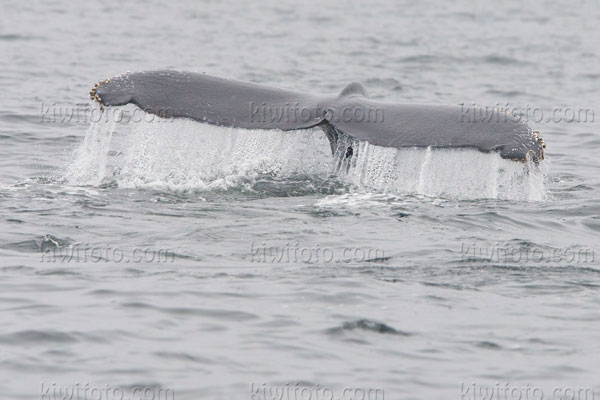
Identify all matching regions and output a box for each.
[90,70,545,162]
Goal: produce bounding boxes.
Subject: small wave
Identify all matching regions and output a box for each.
[0,330,81,345]
[121,301,259,321]
[472,340,503,350]
[0,33,36,41]
[327,319,411,336]
[153,351,216,364]
[481,55,529,66]
[398,54,461,64]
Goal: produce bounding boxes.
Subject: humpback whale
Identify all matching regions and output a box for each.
[89,70,545,162]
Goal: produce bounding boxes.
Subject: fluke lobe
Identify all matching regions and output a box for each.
[90,70,545,162]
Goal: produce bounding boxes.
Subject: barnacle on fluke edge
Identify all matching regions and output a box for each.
[89,78,110,101]
[532,129,546,161]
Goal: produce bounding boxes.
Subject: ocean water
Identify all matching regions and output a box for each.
[1,0,600,399]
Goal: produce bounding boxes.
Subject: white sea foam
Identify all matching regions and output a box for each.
[66,105,546,200]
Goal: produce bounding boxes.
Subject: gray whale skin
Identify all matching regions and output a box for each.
[90,70,545,162]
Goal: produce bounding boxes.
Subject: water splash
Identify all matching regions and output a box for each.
[65,105,117,186]
[66,105,333,190]
[66,106,546,200]
[335,139,546,201]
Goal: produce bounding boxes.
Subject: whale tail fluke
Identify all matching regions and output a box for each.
[90,70,544,162]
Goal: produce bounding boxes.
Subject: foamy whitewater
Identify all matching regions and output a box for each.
[66,104,546,200]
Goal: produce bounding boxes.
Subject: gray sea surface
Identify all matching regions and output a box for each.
[1,0,599,399]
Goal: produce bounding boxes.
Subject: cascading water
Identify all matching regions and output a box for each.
[66,105,546,200]
[335,139,546,201]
